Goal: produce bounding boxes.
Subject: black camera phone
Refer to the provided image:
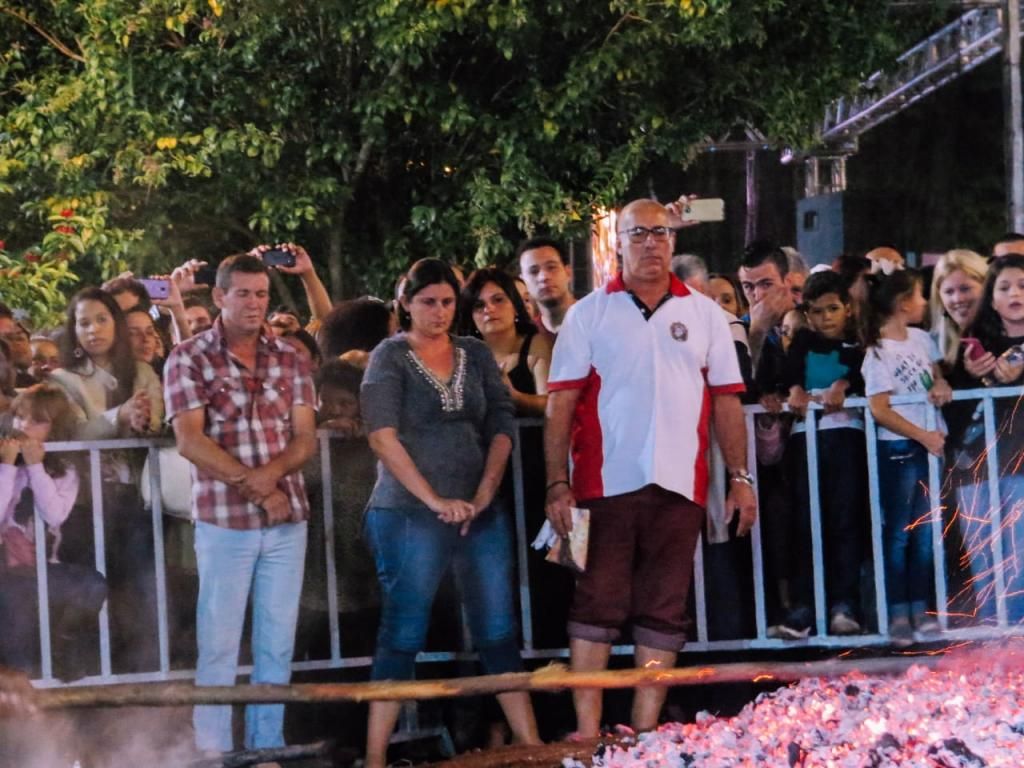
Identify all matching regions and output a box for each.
[261,248,295,268]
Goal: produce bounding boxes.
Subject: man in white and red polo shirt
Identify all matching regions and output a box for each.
[544,198,757,737]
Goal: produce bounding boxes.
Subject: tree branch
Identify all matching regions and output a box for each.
[346,57,404,185]
[603,12,645,47]
[1,6,85,63]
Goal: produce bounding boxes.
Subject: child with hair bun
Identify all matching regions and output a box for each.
[860,269,952,646]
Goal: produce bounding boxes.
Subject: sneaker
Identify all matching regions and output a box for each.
[775,622,812,640]
[889,617,914,648]
[775,606,813,640]
[829,611,862,636]
[913,613,941,634]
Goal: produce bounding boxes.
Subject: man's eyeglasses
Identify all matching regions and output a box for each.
[619,226,674,244]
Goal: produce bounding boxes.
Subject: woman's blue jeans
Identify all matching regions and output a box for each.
[955,473,1024,622]
[364,502,522,681]
[877,439,935,619]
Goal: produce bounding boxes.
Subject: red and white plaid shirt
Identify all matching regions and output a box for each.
[163,318,315,530]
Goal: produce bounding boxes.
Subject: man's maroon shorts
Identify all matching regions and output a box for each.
[567,484,705,652]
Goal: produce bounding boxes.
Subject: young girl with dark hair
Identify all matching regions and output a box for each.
[52,287,162,436]
[860,269,953,646]
[950,254,1024,623]
[0,385,106,677]
[49,287,164,671]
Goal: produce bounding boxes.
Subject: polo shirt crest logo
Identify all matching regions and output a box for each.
[670,321,688,342]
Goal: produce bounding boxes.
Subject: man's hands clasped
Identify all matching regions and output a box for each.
[230,465,292,526]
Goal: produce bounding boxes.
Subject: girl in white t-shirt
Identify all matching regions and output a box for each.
[860,269,952,647]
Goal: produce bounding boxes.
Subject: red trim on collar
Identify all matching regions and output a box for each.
[605,273,627,293]
[669,274,691,296]
[604,272,691,296]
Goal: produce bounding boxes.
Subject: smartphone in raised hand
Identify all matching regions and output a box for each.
[139,278,171,300]
[680,198,725,223]
[261,248,295,268]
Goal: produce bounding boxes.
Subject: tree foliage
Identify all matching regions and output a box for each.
[0,0,907,321]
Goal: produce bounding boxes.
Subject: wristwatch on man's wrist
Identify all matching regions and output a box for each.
[728,469,755,487]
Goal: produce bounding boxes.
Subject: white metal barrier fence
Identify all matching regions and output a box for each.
[17,386,1024,688]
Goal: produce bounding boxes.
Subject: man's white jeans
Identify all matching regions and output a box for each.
[192,520,307,752]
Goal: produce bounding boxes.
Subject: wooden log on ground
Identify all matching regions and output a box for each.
[25,649,1023,713]
[0,646,1015,717]
[424,737,608,768]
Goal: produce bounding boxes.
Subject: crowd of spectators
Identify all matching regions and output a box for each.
[1,215,1024,750]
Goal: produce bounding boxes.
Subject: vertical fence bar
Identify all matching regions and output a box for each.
[746,410,768,640]
[982,395,1008,626]
[804,412,827,637]
[693,533,708,645]
[320,434,342,663]
[696,439,727,646]
[511,424,534,651]
[90,448,112,678]
[33,513,53,681]
[148,445,171,674]
[864,407,889,636]
[925,405,948,631]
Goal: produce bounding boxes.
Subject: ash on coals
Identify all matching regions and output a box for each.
[572,664,1024,767]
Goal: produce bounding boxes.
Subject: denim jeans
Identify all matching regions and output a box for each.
[955,473,1024,622]
[877,439,935,619]
[364,503,521,681]
[193,520,307,753]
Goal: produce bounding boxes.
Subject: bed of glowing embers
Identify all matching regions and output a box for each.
[556,658,1024,767]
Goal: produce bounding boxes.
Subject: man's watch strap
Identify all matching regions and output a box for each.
[728,469,755,487]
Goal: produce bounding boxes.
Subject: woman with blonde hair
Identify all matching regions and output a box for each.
[931,249,991,624]
[930,249,988,367]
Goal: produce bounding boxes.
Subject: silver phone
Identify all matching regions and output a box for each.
[680,198,725,223]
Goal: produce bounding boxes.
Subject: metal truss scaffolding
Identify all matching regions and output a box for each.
[822,3,1021,142]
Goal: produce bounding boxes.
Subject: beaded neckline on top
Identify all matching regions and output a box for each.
[406,346,467,413]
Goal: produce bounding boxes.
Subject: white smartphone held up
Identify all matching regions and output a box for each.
[680,198,725,223]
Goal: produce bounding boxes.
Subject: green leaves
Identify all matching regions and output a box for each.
[0,0,905,304]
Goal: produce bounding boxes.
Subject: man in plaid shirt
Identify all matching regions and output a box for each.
[164,253,317,756]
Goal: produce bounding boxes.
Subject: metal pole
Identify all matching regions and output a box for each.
[744,150,758,245]
[1003,0,1024,232]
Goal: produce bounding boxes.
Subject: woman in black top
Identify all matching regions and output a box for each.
[459,268,551,415]
[460,269,574,653]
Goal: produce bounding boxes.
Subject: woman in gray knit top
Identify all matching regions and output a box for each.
[359,259,540,768]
